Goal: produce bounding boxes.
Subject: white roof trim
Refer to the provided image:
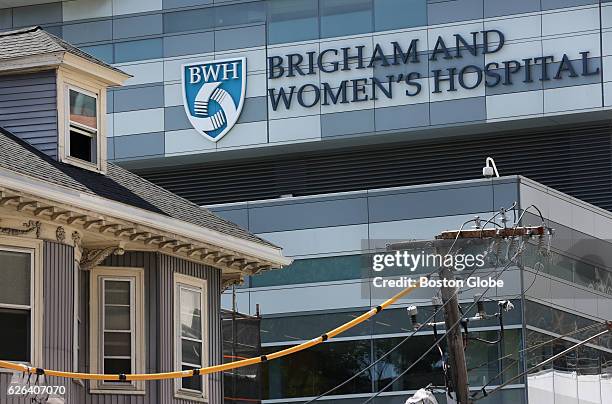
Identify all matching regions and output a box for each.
[0,166,291,266]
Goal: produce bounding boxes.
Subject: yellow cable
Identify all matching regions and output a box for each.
[0,284,418,381]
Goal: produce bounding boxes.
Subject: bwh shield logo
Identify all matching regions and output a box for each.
[182,58,246,142]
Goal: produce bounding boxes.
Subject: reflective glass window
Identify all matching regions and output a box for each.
[262,339,372,399]
[320,0,373,38]
[268,0,319,44]
[374,0,426,31]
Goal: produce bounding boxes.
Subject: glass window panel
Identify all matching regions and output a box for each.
[182,365,203,391]
[373,336,444,392]
[81,44,114,64]
[181,338,202,366]
[215,2,265,27]
[104,358,131,375]
[104,332,131,357]
[0,309,30,361]
[320,0,373,38]
[267,0,318,45]
[0,250,30,306]
[262,340,372,399]
[105,281,130,305]
[374,0,426,31]
[163,8,214,34]
[180,288,202,339]
[69,89,97,129]
[251,254,364,288]
[69,129,96,163]
[114,38,163,63]
[104,306,131,330]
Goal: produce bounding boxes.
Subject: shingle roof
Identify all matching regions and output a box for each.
[0,26,126,76]
[0,127,278,249]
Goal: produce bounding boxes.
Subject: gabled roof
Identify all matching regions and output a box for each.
[0,126,279,250]
[0,26,127,77]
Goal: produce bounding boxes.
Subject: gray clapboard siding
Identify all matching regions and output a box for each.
[0,241,75,403]
[74,251,156,404]
[0,249,223,403]
[157,254,223,404]
[83,251,223,403]
[0,70,58,159]
[43,241,76,403]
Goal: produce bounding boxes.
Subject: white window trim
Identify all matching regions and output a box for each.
[89,266,145,395]
[65,85,100,169]
[0,237,43,373]
[56,67,108,174]
[174,273,209,403]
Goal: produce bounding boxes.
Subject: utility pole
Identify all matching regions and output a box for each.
[433,224,548,404]
[438,260,470,404]
[388,223,549,404]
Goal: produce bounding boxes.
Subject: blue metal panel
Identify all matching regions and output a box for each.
[427,0,484,25]
[163,31,214,57]
[114,132,165,159]
[375,103,430,131]
[237,96,268,124]
[62,20,113,44]
[114,38,163,63]
[249,195,369,233]
[12,2,62,27]
[114,84,165,113]
[165,106,192,131]
[429,97,486,126]
[113,14,163,40]
[321,109,375,138]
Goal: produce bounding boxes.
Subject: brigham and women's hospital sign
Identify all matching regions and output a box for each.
[182,30,599,141]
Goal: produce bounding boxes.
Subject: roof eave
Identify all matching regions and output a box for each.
[0,51,64,76]
[0,165,292,268]
[62,52,131,86]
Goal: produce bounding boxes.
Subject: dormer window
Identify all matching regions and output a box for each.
[68,88,98,165]
[58,72,110,174]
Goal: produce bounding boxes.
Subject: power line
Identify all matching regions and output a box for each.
[306,206,549,404]
[302,217,491,403]
[359,246,525,404]
[472,324,612,401]
[467,321,604,373]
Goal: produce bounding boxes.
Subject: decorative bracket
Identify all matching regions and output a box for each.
[221,275,244,291]
[80,246,126,271]
[0,220,41,238]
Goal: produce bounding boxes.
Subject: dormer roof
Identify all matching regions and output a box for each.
[0,26,129,85]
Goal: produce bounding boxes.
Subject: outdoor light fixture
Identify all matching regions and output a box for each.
[407,305,420,330]
[482,157,500,178]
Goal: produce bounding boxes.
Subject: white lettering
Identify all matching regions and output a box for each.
[223,62,240,80]
[189,67,202,84]
[202,64,222,81]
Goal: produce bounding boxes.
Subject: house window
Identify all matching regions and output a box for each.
[174,274,208,400]
[90,267,144,394]
[102,279,134,377]
[67,87,98,165]
[0,249,33,363]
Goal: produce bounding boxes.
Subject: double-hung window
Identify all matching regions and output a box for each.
[0,240,41,368]
[102,279,134,377]
[67,87,99,165]
[174,274,208,401]
[90,267,144,394]
[0,248,33,363]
